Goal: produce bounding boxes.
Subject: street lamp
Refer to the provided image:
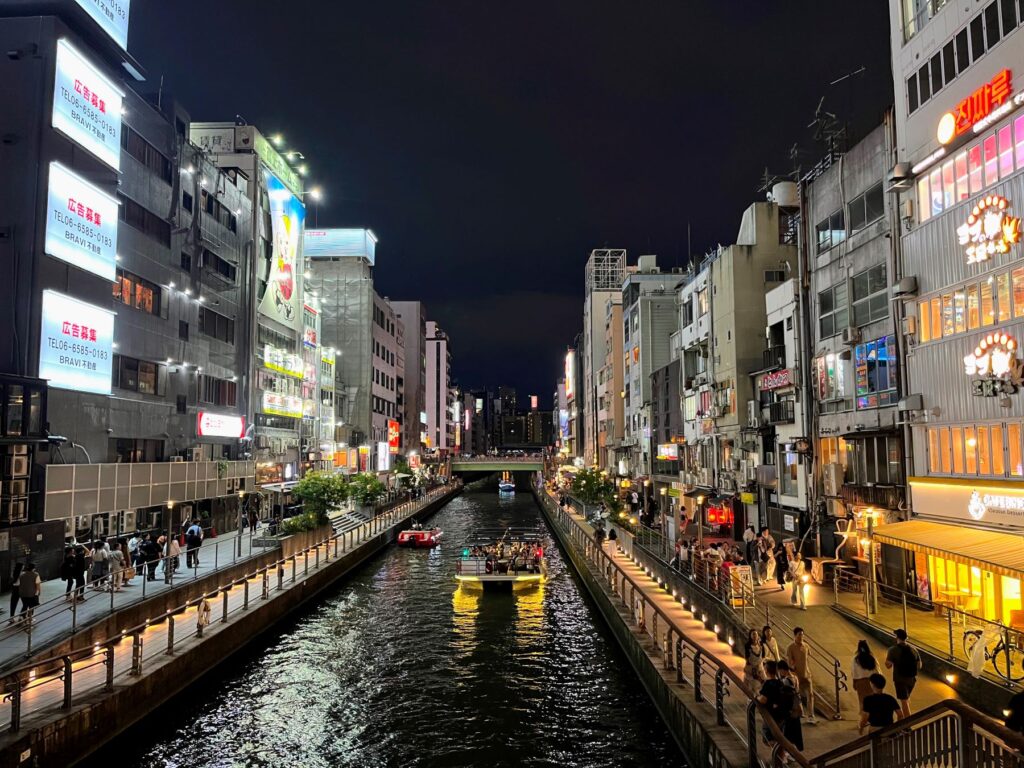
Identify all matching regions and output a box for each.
[696,494,705,549]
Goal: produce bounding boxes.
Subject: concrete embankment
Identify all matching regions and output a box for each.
[0,488,460,768]
[532,486,750,768]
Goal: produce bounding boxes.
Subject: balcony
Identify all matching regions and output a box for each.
[763,400,795,425]
[762,346,786,371]
[839,483,906,510]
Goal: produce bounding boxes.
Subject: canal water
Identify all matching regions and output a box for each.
[116,488,681,767]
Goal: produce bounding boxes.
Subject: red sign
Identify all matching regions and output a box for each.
[358,446,370,472]
[197,412,246,438]
[761,369,792,391]
[939,69,1013,144]
[409,454,421,470]
[388,419,400,454]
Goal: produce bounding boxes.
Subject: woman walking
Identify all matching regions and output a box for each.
[762,625,782,662]
[744,629,766,688]
[852,639,879,712]
[774,542,790,592]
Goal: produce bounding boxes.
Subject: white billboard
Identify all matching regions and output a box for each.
[52,39,124,170]
[38,290,114,395]
[74,0,130,51]
[44,162,118,280]
[304,228,377,265]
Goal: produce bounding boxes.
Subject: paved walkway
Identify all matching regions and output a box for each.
[547,494,959,764]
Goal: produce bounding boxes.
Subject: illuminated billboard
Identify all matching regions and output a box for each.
[262,392,303,418]
[377,442,390,471]
[52,39,124,170]
[656,444,679,461]
[303,228,377,265]
[258,171,304,330]
[263,344,303,378]
[564,350,575,399]
[38,290,114,395]
[388,419,400,454]
[530,395,538,410]
[197,412,245,439]
[45,162,118,280]
[74,0,130,50]
[559,409,569,440]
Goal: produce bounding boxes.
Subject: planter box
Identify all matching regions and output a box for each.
[278,524,334,559]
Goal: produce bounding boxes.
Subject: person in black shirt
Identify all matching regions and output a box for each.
[859,673,902,735]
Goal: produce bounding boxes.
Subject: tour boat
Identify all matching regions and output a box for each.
[498,471,515,494]
[455,527,548,590]
[397,527,443,548]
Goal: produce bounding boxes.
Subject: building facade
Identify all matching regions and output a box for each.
[391,300,428,455]
[425,321,454,455]
[582,249,626,466]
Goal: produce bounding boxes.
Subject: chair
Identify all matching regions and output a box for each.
[1010,610,1024,632]
[963,596,982,621]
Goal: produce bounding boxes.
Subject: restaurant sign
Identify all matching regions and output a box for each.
[957,195,1021,264]
[937,69,1013,145]
[964,332,1022,396]
[912,478,1024,528]
[760,369,792,390]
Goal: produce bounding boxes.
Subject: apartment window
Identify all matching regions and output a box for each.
[201,248,237,282]
[848,437,903,485]
[176,395,187,414]
[112,269,161,315]
[179,321,189,341]
[955,28,970,75]
[111,438,164,464]
[199,190,238,233]
[199,374,237,407]
[855,335,898,409]
[930,53,944,95]
[697,287,709,316]
[198,307,235,344]
[112,354,165,396]
[180,252,192,272]
[852,264,888,326]
[182,191,193,214]
[815,209,845,253]
[118,195,171,247]
[971,15,986,62]
[906,74,919,114]
[818,283,848,338]
[682,299,694,327]
[986,1,1002,47]
[120,125,171,183]
[847,183,885,235]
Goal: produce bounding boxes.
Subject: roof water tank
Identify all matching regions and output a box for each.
[771,181,799,211]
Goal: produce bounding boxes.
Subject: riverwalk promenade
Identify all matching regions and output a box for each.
[0,484,460,768]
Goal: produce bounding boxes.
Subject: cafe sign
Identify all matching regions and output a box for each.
[964,331,1022,396]
[957,195,1021,264]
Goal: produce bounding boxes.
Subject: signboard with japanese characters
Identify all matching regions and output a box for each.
[73,0,130,50]
[388,419,400,454]
[44,162,118,280]
[958,195,1021,264]
[197,412,245,439]
[760,368,792,391]
[964,331,1022,396]
[937,69,1014,145]
[261,392,302,418]
[52,39,123,170]
[38,290,114,395]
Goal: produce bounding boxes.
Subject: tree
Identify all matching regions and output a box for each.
[571,468,616,507]
[292,471,349,526]
[349,472,386,506]
[391,457,411,477]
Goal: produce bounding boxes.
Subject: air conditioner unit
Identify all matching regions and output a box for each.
[747,400,761,428]
[698,468,713,487]
[841,327,861,346]
[4,455,28,477]
[828,498,848,519]
[93,516,107,536]
[745,463,758,483]
[892,275,918,297]
[170,456,185,463]
[188,447,205,462]
[118,510,136,533]
[64,517,75,538]
[822,463,845,497]
[902,315,917,336]
[3,479,27,497]
[694,373,708,387]
[5,444,28,455]
[75,515,90,535]
[728,456,741,471]
[708,405,720,418]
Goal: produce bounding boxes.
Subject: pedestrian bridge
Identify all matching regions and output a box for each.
[449,456,543,473]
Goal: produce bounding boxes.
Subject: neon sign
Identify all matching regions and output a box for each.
[964,332,1022,396]
[958,195,1022,263]
[968,490,1024,521]
[938,69,1013,145]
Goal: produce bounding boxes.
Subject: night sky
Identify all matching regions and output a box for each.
[133,2,893,406]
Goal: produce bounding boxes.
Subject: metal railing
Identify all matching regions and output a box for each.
[543,493,809,768]
[0,483,460,735]
[834,569,1024,689]
[763,346,786,371]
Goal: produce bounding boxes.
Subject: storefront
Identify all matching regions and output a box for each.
[871,477,1024,627]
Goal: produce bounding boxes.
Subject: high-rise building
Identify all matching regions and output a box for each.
[391,301,428,455]
[599,296,625,473]
[583,249,626,466]
[425,321,454,454]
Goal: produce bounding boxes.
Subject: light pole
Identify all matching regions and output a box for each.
[695,494,705,549]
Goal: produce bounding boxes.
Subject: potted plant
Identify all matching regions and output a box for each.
[348,472,386,513]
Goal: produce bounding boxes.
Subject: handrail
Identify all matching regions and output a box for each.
[542,491,810,767]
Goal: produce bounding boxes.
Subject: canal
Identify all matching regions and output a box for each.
[114,487,681,767]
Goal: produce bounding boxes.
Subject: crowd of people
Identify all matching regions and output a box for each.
[465,540,544,574]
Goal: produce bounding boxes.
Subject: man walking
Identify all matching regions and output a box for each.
[17,563,41,622]
[785,627,817,724]
[185,519,204,569]
[885,628,922,718]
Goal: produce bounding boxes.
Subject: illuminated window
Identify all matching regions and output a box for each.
[1015,115,1024,169]
[968,144,983,196]
[981,280,995,325]
[854,335,898,409]
[953,290,967,334]
[918,177,931,223]
[942,293,955,336]
[1010,424,1024,476]
[966,284,979,329]
[965,426,978,474]
[984,133,999,187]
[998,273,1011,322]
[978,425,992,475]
[1014,268,1024,318]
[999,125,1015,179]
[930,167,944,217]
[952,427,965,473]
[942,160,956,210]
[814,355,846,400]
[931,297,942,339]
[919,301,931,341]
[954,151,969,202]
[112,268,161,316]
[928,427,941,473]
[940,427,952,474]
[992,424,1005,475]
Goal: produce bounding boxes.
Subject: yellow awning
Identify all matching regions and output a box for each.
[873,519,1024,578]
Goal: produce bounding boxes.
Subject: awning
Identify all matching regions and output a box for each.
[708,495,734,506]
[872,520,1024,579]
[683,489,704,498]
[841,427,899,440]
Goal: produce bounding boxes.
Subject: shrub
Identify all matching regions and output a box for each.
[570,468,616,506]
[292,471,348,526]
[349,473,386,506]
[281,511,319,535]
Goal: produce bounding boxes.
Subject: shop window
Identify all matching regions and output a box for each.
[984,133,999,186]
[919,300,931,341]
[942,293,954,336]
[982,279,995,325]
[1015,115,1024,169]
[928,428,941,473]
[848,436,902,485]
[954,289,967,334]
[966,284,980,330]
[952,427,965,473]
[855,335,898,409]
[814,354,847,400]
[993,424,1005,475]
[930,167,943,218]
[969,144,984,196]
[112,269,161,316]
[965,427,978,474]
[999,273,1012,322]
[917,177,930,223]
[940,428,953,474]
[941,160,955,210]
[818,283,848,338]
[954,151,969,202]
[999,125,1015,179]
[1011,424,1024,476]
[111,354,165,396]
[1014,269,1024,318]
[930,296,942,339]
[978,426,992,474]
[852,264,888,327]
[779,449,799,496]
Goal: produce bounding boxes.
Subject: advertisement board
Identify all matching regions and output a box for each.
[408,454,421,470]
[45,162,118,280]
[263,344,303,378]
[262,392,302,418]
[52,39,124,170]
[38,290,114,395]
[377,442,390,471]
[559,409,569,439]
[656,443,679,461]
[303,228,377,265]
[197,412,245,439]
[73,0,130,50]
[564,350,575,399]
[358,446,369,472]
[388,419,400,454]
[258,171,304,330]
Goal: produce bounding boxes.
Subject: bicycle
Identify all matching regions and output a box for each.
[963,627,1024,682]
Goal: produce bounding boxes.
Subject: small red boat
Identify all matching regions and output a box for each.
[398,527,443,548]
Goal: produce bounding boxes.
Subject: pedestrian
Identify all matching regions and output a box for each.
[8,561,23,620]
[73,546,87,602]
[776,660,805,753]
[885,628,922,718]
[185,519,203,568]
[17,563,41,621]
[128,532,141,571]
[90,538,109,591]
[164,534,181,582]
[119,538,135,586]
[744,628,766,689]
[858,673,902,735]
[608,527,618,550]
[142,534,159,581]
[774,542,789,592]
[761,625,782,662]
[851,639,879,713]
[109,541,125,592]
[743,525,756,566]
[789,546,807,610]
[61,546,75,601]
[785,627,817,724]
[756,660,785,746]
[249,508,259,532]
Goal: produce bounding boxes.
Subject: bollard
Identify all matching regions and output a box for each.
[334,537,339,558]
[315,545,320,569]
[105,646,115,692]
[304,550,309,575]
[243,579,250,610]
[278,564,284,591]
[166,616,175,655]
[63,657,73,709]
[292,556,297,583]
[71,596,78,632]
[132,634,144,675]
[676,638,685,685]
[262,570,269,600]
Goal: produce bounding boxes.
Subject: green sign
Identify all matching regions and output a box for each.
[254,131,303,197]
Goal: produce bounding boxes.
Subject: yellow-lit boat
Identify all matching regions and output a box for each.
[455,527,548,591]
